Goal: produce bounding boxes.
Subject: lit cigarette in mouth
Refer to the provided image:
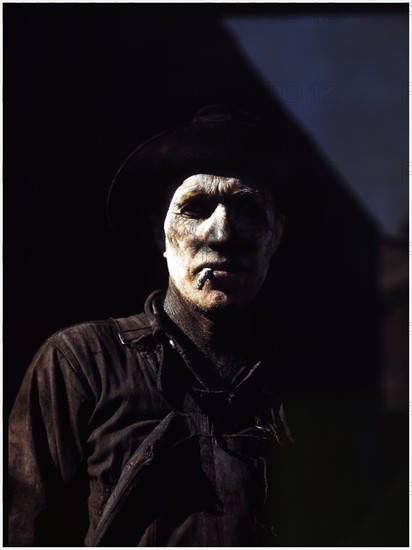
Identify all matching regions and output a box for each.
[196,268,214,290]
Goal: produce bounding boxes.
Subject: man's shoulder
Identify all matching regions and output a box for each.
[31,290,165,379]
[46,311,152,355]
[29,312,153,387]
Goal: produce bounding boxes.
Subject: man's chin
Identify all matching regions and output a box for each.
[192,288,250,315]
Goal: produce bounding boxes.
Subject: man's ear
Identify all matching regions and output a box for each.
[270,214,285,256]
[150,213,166,254]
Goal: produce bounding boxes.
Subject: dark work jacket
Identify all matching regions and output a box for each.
[8,290,298,547]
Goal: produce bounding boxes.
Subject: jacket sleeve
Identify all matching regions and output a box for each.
[8,336,94,546]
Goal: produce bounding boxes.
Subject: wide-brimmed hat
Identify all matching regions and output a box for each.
[107,105,296,241]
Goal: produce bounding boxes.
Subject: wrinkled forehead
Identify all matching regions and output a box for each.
[170,173,273,203]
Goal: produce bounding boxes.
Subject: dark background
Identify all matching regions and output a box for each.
[4,3,408,546]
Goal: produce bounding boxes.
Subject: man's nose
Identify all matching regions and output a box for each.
[202,204,232,246]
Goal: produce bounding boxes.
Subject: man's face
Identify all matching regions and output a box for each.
[163,174,284,314]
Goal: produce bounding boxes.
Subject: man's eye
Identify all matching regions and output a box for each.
[180,198,214,219]
[233,199,266,223]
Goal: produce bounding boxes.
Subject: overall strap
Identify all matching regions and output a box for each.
[110,313,152,345]
[89,411,182,546]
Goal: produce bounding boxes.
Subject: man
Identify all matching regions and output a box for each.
[8,106,297,546]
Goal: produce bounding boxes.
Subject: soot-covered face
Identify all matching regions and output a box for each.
[163,174,284,314]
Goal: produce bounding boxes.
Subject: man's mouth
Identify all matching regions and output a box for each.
[196,260,243,273]
[195,261,244,290]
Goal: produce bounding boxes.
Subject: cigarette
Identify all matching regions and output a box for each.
[196,268,214,290]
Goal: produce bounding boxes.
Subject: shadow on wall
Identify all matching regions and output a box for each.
[4,3,407,546]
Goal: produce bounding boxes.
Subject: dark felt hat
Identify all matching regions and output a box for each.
[107,105,294,240]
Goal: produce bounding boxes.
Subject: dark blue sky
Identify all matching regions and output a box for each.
[224,9,408,238]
